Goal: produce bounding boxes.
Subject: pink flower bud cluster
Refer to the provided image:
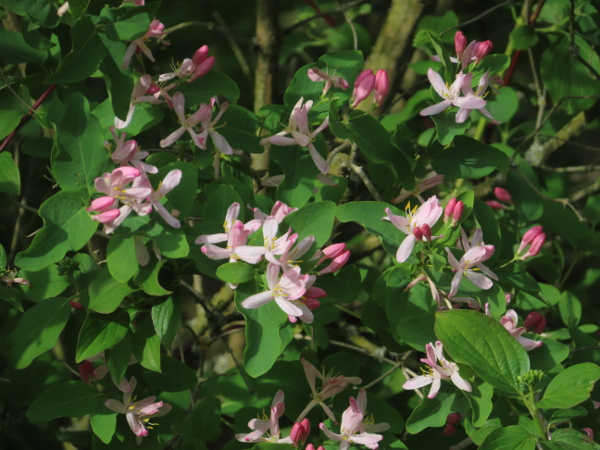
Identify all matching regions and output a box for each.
[453,31,493,69]
[351,69,390,107]
[486,186,513,210]
[122,19,168,70]
[517,225,546,260]
[196,202,351,323]
[158,45,215,83]
[444,197,464,227]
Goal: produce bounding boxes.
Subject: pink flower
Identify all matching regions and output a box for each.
[486,200,510,210]
[122,19,166,69]
[0,270,31,287]
[260,97,330,174]
[159,92,208,149]
[201,221,266,264]
[383,196,443,263]
[290,419,311,447]
[475,40,493,63]
[443,198,464,226]
[241,264,315,322]
[499,310,542,351]
[391,173,444,204]
[419,69,488,123]
[446,244,496,298]
[235,390,293,444]
[517,226,546,260]
[114,75,162,130]
[458,71,498,123]
[105,377,171,440]
[307,67,349,95]
[146,169,182,228]
[250,201,298,224]
[454,31,467,57]
[196,202,262,246]
[108,127,157,174]
[403,341,471,398]
[319,390,389,450]
[195,98,237,155]
[296,358,361,423]
[315,243,350,275]
[351,69,376,107]
[373,70,390,107]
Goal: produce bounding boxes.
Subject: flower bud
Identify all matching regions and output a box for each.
[290,418,310,446]
[192,45,210,65]
[373,70,390,107]
[494,187,513,204]
[444,198,457,221]
[583,428,594,440]
[413,227,424,241]
[518,226,543,253]
[446,413,461,425]
[87,196,116,212]
[421,223,432,241]
[92,209,121,223]
[451,201,464,226]
[70,301,84,310]
[351,69,375,107]
[443,424,456,437]
[475,40,493,63]
[190,56,215,82]
[522,232,545,260]
[524,312,546,334]
[485,200,509,210]
[78,360,95,384]
[454,31,467,56]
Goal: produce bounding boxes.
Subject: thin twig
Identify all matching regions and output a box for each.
[440,0,519,36]
[282,0,368,35]
[341,161,384,202]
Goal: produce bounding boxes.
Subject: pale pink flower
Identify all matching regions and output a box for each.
[307,67,349,95]
[114,75,162,129]
[296,358,361,423]
[105,376,171,440]
[0,270,31,287]
[319,390,389,450]
[195,98,237,155]
[159,92,207,149]
[419,69,487,123]
[196,202,262,246]
[260,97,330,174]
[146,169,182,228]
[458,71,498,123]
[403,341,471,399]
[250,201,298,224]
[108,127,157,174]
[122,19,166,69]
[241,264,314,322]
[383,196,443,263]
[446,244,496,298]
[201,221,266,264]
[499,310,542,351]
[235,390,292,444]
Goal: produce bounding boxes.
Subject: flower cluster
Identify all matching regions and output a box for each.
[196,202,349,323]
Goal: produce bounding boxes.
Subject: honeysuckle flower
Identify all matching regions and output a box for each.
[159,45,215,83]
[0,270,31,287]
[458,71,497,123]
[145,169,183,228]
[122,19,166,69]
[195,98,237,155]
[105,376,171,440]
[494,187,513,204]
[269,233,316,273]
[454,31,467,57]
[250,201,298,224]
[260,97,330,174]
[443,199,464,227]
[517,226,546,260]
[242,264,315,322]
[296,358,362,423]
[373,70,390,107]
[319,390,389,450]
[108,127,158,174]
[196,202,260,246]
[314,243,350,275]
[235,390,292,444]
[78,359,108,384]
[290,418,310,446]
[383,196,444,263]
[201,221,266,264]
[351,69,376,107]
[307,67,349,95]
[420,70,487,123]
[524,312,546,334]
[403,341,471,399]
[115,75,162,129]
[57,2,70,16]
[455,228,498,283]
[446,243,496,298]
[159,92,208,148]
[306,445,326,450]
[499,309,542,351]
[474,40,493,63]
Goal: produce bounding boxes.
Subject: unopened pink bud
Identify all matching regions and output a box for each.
[475,40,493,63]
[318,251,350,275]
[78,360,95,384]
[190,56,215,82]
[524,312,546,334]
[305,286,327,299]
[290,418,310,446]
[451,201,464,226]
[583,428,594,440]
[494,187,513,204]
[192,45,209,65]
[87,196,115,212]
[518,226,544,253]
[455,31,467,56]
[447,413,461,425]
[443,424,457,437]
[421,223,432,241]
[322,243,346,259]
[522,232,545,260]
[70,301,84,310]
[373,70,390,107]
[413,227,424,241]
[302,298,321,310]
[92,209,121,223]
[444,198,457,220]
[485,200,509,210]
[352,69,375,107]
[145,85,160,95]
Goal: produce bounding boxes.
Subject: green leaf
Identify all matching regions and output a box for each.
[510,25,539,50]
[529,338,570,372]
[537,363,600,409]
[99,36,133,121]
[47,17,107,84]
[10,297,71,369]
[435,310,530,393]
[27,381,106,422]
[104,4,155,41]
[76,310,130,362]
[52,93,111,192]
[559,290,582,328]
[152,296,181,348]
[406,390,469,433]
[479,425,537,450]
[0,29,46,64]
[88,268,134,314]
[0,0,60,28]
[144,355,198,392]
[541,35,600,114]
[135,259,172,296]
[236,282,287,378]
[15,189,99,271]
[132,317,162,372]
[284,201,336,247]
[549,428,600,449]
[430,110,470,146]
[431,136,510,179]
[19,264,69,302]
[463,380,494,427]
[106,333,132,383]
[217,262,255,284]
[271,144,319,208]
[177,70,240,104]
[90,412,117,445]
[107,230,139,283]
[175,397,222,442]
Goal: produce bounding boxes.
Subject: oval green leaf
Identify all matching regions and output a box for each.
[76,311,130,362]
[216,262,255,284]
[536,363,600,410]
